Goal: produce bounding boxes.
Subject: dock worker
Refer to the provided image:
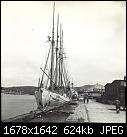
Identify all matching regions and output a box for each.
[86,95,89,103]
[83,95,86,103]
[115,98,120,112]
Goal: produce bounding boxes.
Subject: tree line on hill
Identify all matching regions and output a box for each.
[1,86,38,95]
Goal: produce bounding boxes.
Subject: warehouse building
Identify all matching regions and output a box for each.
[105,78,126,107]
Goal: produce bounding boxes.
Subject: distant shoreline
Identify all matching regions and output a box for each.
[1,93,34,95]
[1,86,38,95]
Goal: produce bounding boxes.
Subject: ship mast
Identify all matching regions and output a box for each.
[50,2,55,92]
[55,14,59,87]
[58,24,62,91]
[61,29,64,94]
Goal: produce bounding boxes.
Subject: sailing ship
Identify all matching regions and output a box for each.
[35,2,72,110]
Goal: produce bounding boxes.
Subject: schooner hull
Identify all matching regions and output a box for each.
[35,89,70,111]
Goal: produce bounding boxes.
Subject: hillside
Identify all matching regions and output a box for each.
[75,83,104,93]
[2,86,38,95]
[2,83,104,95]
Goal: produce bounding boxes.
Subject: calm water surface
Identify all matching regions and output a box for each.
[1,93,37,120]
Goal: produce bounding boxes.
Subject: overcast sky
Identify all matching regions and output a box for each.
[1,1,126,87]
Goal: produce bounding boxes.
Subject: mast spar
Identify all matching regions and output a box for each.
[55,14,59,87]
[58,24,62,90]
[50,2,55,92]
[61,29,64,94]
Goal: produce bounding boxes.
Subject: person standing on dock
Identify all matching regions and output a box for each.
[86,95,89,103]
[114,98,120,113]
[83,95,86,103]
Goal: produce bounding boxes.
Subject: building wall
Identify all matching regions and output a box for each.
[105,80,125,106]
[105,83,111,99]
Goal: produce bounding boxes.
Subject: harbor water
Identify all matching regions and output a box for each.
[1,93,37,120]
